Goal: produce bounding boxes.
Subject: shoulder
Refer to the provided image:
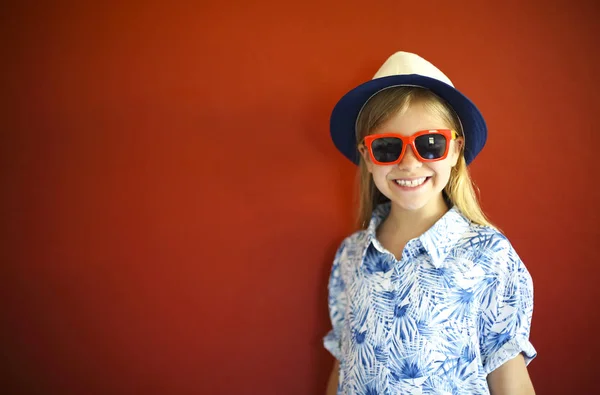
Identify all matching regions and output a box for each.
[454,225,535,317]
[456,223,527,278]
[458,223,511,251]
[335,229,370,259]
[330,229,370,279]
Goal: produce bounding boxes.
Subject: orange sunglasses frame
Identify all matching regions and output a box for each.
[361,129,458,165]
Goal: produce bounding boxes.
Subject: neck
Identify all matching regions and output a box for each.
[380,195,450,241]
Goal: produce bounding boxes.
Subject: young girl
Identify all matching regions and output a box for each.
[323,52,536,395]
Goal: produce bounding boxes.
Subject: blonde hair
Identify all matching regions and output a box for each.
[355,86,493,229]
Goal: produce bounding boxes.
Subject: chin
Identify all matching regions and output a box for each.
[390,199,431,212]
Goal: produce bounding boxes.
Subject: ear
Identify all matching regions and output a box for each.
[358,144,374,173]
[449,136,464,167]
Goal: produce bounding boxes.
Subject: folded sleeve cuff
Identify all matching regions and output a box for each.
[323,329,342,361]
[484,336,537,374]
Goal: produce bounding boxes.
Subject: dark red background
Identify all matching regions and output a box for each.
[2,1,599,394]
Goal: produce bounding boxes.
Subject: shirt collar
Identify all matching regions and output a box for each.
[365,202,471,268]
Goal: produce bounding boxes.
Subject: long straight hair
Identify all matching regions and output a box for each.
[355,86,493,229]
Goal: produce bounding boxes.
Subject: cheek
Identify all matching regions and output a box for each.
[370,165,393,183]
[429,162,453,182]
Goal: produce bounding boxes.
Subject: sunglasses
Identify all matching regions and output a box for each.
[361,129,458,165]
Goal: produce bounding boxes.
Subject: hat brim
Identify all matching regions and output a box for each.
[330,74,487,165]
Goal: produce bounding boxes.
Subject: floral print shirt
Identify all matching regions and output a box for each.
[324,203,536,394]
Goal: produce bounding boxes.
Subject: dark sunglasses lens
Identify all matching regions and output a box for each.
[371,137,403,163]
[414,134,448,160]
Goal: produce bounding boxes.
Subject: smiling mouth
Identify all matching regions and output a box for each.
[393,176,431,188]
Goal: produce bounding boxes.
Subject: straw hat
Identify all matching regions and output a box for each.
[330,51,487,165]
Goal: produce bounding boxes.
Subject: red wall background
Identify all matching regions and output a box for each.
[2,1,599,394]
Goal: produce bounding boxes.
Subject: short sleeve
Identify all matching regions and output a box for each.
[323,239,348,361]
[478,237,537,374]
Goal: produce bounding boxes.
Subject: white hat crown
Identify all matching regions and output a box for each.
[373,51,454,87]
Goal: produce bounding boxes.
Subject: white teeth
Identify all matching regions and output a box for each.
[394,177,427,187]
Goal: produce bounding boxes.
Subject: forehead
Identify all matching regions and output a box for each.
[373,103,449,136]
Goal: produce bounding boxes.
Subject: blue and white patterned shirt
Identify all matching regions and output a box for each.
[324,203,536,394]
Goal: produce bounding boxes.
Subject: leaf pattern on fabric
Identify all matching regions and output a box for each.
[324,203,536,394]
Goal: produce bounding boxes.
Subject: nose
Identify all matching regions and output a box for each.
[397,145,422,171]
